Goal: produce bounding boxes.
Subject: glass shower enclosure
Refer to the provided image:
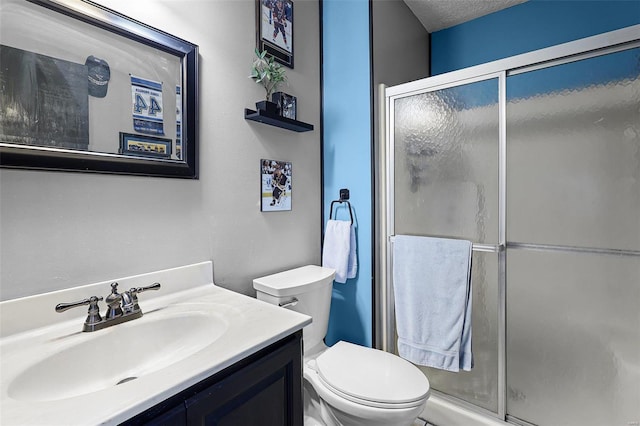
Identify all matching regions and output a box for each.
[382,26,639,426]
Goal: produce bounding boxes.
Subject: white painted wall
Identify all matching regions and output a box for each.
[0,0,321,301]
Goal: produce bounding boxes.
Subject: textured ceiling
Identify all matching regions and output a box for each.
[403,0,528,33]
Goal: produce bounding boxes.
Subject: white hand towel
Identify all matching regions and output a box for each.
[347,224,357,280]
[322,219,353,284]
[392,235,473,372]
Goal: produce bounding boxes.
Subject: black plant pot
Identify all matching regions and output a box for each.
[256,100,279,115]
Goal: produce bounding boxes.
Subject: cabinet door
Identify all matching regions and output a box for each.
[185,335,302,426]
[141,403,187,426]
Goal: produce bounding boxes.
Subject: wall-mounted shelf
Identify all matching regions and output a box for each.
[244,108,314,132]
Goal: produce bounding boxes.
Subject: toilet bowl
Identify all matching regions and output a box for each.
[253,265,430,426]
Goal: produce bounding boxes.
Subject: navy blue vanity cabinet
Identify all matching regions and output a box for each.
[121,330,303,426]
[138,403,187,426]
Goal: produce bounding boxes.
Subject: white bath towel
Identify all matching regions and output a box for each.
[322,219,357,283]
[392,235,473,372]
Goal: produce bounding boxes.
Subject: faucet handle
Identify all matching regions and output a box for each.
[125,282,161,313]
[55,296,103,313]
[131,282,161,294]
[56,296,104,331]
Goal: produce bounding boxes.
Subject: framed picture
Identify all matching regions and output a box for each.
[119,133,172,158]
[272,92,297,120]
[256,0,294,68]
[261,159,292,211]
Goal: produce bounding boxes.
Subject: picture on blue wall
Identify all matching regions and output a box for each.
[256,0,294,68]
[261,159,292,211]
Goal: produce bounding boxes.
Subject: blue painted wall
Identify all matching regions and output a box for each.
[322,0,372,348]
[431,0,640,75]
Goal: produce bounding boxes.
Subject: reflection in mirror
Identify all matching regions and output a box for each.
[0,0,198,178]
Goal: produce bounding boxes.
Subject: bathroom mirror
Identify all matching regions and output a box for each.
[0,0,199,178]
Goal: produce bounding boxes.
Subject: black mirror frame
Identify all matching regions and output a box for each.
[0,0,199,179]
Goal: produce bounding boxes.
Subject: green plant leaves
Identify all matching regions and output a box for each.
[249,49,287,100]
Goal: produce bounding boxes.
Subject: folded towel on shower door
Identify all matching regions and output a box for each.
[392,235,473,372]
[322,219,357,283]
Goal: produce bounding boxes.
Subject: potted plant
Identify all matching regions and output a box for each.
[249,48,287,115]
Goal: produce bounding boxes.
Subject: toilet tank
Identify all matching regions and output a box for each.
[253,265,335,352]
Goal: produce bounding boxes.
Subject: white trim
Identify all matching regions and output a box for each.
[384,90,396,353]
[497,71,507,419]
[378,83,388,351]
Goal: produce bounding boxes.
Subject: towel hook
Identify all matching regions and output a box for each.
[329,188,354,225]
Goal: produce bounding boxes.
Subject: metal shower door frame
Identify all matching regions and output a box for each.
[384,70,506,418]
[380,24,640,422]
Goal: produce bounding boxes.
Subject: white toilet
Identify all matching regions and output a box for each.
[253,265,430,426]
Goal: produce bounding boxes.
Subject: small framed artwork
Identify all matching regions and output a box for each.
[272,92,296,120]
[119,133,172,158]
[261,159,292,211]
[256,0,294,68]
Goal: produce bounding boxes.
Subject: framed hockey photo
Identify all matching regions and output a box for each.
[261,159,292,211]
[272,92,296,120]
[256,0,294,68]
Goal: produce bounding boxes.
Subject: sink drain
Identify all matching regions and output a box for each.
[116,376,138,385]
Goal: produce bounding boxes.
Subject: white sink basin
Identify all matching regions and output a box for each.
[7,304,228,402]
[1,262,311,425]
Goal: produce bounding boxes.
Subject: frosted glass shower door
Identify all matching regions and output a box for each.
[386,28,640,425]
[393,79,500,244]
[505,48,640,426]
[393,77,500,412]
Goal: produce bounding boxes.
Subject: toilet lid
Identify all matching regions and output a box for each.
[315,341,430,406]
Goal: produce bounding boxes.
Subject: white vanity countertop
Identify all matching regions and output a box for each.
[0,262,311,425]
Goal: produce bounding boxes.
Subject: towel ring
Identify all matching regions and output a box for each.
[329,200,354,225]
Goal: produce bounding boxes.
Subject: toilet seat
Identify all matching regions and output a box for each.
[313,341,430,409]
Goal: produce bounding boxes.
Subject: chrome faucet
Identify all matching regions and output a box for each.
[55,282,161,332]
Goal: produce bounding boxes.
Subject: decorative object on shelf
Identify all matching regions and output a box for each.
[250,48,288,114]
[256,99,279,115]
[256,0,294,68]
[119,133,172,158]
[272,92,296,119]
[246,48,310,132]
[261,159,292,212]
